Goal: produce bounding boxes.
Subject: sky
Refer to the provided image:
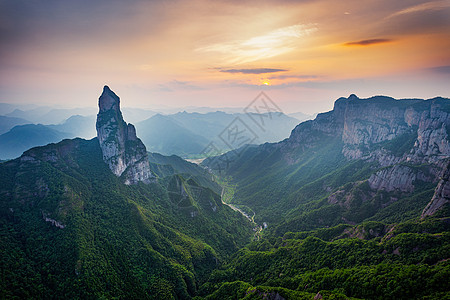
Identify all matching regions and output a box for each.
[0,0,449,114]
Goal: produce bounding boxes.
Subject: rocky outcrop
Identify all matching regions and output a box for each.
[283,95,450,193]
[408,103,450,162]
[422,161,450,217]
[286,95,449,160]
[96,86,153,185]
[368,165,433,193]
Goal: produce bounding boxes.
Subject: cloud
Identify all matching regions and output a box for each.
[158,80,203,92]
[387,0,450,19]
[220,68,288,74]
[427,65,450,74]
[196,23,318,64]
[268,74,318,80]
[344,38,393,46]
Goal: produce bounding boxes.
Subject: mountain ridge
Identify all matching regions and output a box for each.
[0,86,253,299]
[203,94,450,228]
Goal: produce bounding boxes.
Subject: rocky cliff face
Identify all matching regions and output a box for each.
[368,164,434,193]
[422,161,450,218]
[285,95,449,161]
[96,86,153,185]
[282,95,450,215]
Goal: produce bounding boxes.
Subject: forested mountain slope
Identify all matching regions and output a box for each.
[203,95,450,232]
[197,95,450,299]
[0,87,252,299]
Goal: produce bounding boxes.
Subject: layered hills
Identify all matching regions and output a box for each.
[0,87,252,299]
[203,94,450,229]
[198,94,450,299]
[1,90,449,299]
[135,111,299,158]
[0,103,298,160]
[0,116,96,160]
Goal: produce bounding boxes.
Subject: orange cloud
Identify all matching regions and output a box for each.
[344,38,394,46]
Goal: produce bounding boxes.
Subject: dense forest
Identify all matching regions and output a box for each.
[1,95,450,299]
[0,138,252,298]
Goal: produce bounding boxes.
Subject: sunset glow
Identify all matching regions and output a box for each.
[0,0,449,114]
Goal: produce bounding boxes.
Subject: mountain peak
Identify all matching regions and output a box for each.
[99,85,120,113]
[348,94,359,100]
[96,86,153,185]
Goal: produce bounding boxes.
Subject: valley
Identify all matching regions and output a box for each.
[2,0,450,298]
[0,88,449,299]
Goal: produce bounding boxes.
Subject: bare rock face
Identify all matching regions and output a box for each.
[409,104,450,161]
[422,161,450,218]
[368,165,433,193]
[96,86,153,185]
[282,95,450,212]
[285,95,450,163]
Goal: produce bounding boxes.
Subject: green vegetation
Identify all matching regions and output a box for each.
[196,97,450,299]
[195,218,450,299]
[0,138,252,298]
[2,96,450,298]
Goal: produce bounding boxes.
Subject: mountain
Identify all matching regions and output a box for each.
[0,124,74,159]
[38,108,97,125]
[155,106,247,114]
[170,111,299,147]
[0,103,42,115]
[288,111,315,122]
[203,95,450,229]
[136,114,210,157]
[0,115,30,135]
[0,103,21,115]
[49,115,96,139]
[0,116,96,160]
[6,107,97,125]
[422,160,450,218]
[167,111,233,142]
[5,107,53,123]
[96,85,153,185]
[198,217,450,299]
[148,152,220,193]
[136,111,299,158]
[2,89,449,299]
[121,107,157,124]
[0,86,252,298]
[198,94,450,299]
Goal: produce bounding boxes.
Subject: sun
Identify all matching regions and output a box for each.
[261,79,271,86]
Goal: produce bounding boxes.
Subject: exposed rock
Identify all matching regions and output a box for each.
[297,95,448,162]
[368,165,432,193]
[284,95,450,193]
[408,104,450,162]
[96,86,153,185]
[42,211,65,228]
[422,161,450,217]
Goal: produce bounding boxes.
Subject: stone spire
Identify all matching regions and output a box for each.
[96,85,153,185]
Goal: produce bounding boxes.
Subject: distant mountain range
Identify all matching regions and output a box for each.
[0,86,252,298]
[0,108,302,159]
[135,111,300,157]
[0,115,96,159]
[0,115,30,135]
[1,89,449,299]
[203,94,450,228]
[5,107,97,125]
[288,111,316,122]
[0,103,157,125]
[0,124,74,160]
